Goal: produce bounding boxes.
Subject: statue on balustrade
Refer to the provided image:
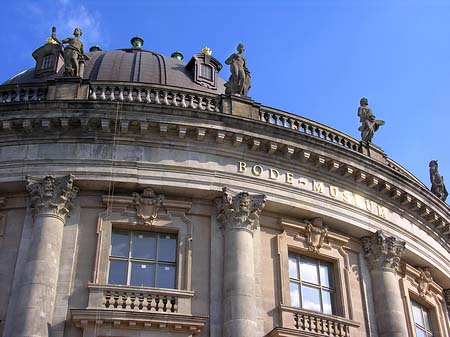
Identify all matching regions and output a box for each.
[357,97,385,143]
[225,43,251,96]
[54,27,89,77]
[429,160,448,202]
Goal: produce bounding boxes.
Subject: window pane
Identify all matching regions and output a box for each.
[301,285,321,312]
[322,290,333,315]
[111,230,129,257]
[422,309,431,330]
[131,232,156,259]
[108,260,127,285]
[319,263,331,287]
[412,301,424,326]
[290,282,300,307]
[130,262,155,287]
[415,328,426,337]
[289,255,299,280]
[156,264,176,288]
[300,258,319,284]
[159,234,177,262]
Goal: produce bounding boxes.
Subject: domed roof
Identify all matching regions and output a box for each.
[4,48,227,94]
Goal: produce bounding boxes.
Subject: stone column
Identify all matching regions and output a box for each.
[12,175,78,337]
[216,188,266,337]
[361,230,407,337]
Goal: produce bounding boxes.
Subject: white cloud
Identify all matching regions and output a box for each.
[22,0,103,49]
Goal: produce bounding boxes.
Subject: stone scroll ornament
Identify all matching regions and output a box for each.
[216,187,266,232]
[361,230,405,272]
[357,97,385,143]
[429,160,448,202]
[26,175,79,219]
[304,217,328,253]
[224,43,251,96]
[132,188,164,226]
[52,27,89,77]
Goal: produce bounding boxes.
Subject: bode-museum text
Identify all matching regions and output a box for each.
[237,161,388,219]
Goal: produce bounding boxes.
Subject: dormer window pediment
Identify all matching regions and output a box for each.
[186,53,222,90]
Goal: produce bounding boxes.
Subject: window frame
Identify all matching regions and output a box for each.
[108,229,178,289]
[288,252,336,315]
[93,195,193,291]
[41,54,54,70]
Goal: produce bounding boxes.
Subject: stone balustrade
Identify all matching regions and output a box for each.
[279,305,359,337]
[89,83,219,112]
[0,84,47,102]
[87,283,194,314]
[260,107,360,152]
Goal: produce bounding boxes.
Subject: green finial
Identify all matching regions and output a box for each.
[89,45,102,52]
[171,50,184,60]
[131,36,144,49]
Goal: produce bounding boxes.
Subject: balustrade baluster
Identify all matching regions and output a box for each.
[163,91,170,105]
[154,296,160,311]
[172,92,179,106]
[199,97,206,110]
[188,95,196,109]
[136,89,143,102]
[100,87,106,100]
[109,88,115,101]
[145,89,151,103]
[154,90,161,104]
[180,93,187,107]
[126,89,133,102]
[170,297,176,312]
[137,293,144,310]
[90,87,97,100]
[31,89,38,101]
[118,88,124,101]
[129,292,136,309]
[162,296,168,311]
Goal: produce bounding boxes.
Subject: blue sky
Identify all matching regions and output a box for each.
[1,0,449,190]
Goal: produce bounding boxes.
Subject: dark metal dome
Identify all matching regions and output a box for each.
[4,48,227,94]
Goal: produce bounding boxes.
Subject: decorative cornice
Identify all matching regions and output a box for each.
[304,217,328,253]
[361,230,405,272]
[26,175,78,219]
[216,187,266,232]
[131,188,164,226]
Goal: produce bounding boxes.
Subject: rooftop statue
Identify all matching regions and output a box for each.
[357,97,385,143]
[225,43,251,96]
[56,27,89,77]
[429,160,448,202]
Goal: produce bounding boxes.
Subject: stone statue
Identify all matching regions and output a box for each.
[57,27,89,77]
[357,97,385,143]
[429,160,448,201]
[225,43,251,96]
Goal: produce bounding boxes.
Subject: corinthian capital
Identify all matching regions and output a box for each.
[27,175,79,219]
[361,230,405,272]
[216,187,266,232]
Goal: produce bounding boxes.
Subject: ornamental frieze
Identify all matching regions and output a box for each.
[26,175,78,219]
[216,187,266,232]
[361,230,405,272]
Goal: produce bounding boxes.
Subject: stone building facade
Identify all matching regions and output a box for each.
[0,36,450,337]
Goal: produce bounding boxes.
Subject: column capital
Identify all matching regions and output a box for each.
[216,187,266,232]
[361,230,405,272]
[27,175,79,219]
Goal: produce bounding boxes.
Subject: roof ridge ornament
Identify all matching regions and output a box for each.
[131,36,144,49]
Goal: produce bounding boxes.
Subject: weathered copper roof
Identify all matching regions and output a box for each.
[4,48,227,94]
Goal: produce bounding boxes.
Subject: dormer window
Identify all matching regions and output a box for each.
[186,52,222,90]
[32,42,64,77]
[41,54,54,70]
